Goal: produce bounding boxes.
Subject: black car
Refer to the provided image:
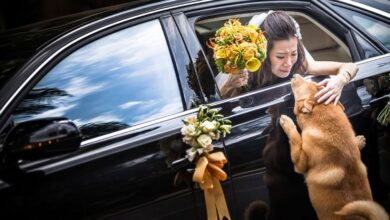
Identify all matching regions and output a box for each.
[0,0,389,219]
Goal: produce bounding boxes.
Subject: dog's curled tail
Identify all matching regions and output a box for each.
[335,200,389,220]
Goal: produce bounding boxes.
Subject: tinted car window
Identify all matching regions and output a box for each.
[353,32,381,58]
[13,20,183,140]
[334,6,390,50]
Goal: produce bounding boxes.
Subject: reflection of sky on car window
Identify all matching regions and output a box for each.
[16,20,183,130]
[352,15,390,48]
[336,6,390,49]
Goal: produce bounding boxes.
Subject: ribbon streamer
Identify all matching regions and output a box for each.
[193,152,231,220]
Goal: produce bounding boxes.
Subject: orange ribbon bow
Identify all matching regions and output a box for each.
[192,152,231,220]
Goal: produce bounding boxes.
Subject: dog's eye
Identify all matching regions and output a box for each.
[301,107,311,113]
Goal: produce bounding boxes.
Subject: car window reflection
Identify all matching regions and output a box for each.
[335,6,390,50]
[13,20,183,140]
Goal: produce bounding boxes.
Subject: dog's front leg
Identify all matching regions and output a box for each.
[279,115,307,174]
[355,135,366,150]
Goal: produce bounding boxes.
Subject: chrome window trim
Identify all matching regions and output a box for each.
[0,0,213,117]
[334,0,390,18]
[354,53,390,81]
[355,53,390,65]
[82,107,198,146]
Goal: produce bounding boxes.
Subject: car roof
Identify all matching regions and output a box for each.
[1,0,341,91]
[0,0,204,89]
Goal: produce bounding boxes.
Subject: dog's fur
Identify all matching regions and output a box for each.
[262,104,318,220]
[279,74,389,220]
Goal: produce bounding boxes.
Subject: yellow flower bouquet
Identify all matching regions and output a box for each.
[207,18,267,74]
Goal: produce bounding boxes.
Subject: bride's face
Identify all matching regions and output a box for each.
[269,37,298,78]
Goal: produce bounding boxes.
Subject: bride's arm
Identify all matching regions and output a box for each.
[305,59,358,105]
[305,59,358,79]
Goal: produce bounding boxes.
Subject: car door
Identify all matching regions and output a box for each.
[327,1,390,209]
[175,2,316,219]
[0,11,215,219]
[176,0,390,219]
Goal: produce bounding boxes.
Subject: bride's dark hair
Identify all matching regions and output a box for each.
[249,11,306,89]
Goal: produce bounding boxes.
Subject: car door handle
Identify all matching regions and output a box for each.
[369,95,389,107]
[171,157,191,170]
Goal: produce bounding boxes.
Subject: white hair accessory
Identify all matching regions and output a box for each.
[290,17,302,40]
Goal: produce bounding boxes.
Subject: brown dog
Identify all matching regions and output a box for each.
[279,74,389,220]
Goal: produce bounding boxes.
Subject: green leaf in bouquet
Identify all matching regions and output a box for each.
[182,119,189,126]
[214,114,224,119]
[237,58,246,70]
[220,124,231,132]
[224,35,234,44]
[377,101,390,126]
[257,49,266,61]
[208,109,219,114]
[218,41,227,46]
[234,52,241,65]
[216,27,225,36]
[222,119,232,124]
[191,100,198,108]
[197,108,203,119]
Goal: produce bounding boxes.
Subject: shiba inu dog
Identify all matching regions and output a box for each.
[279,74,388,220]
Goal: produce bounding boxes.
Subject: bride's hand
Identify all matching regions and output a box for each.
[226,70,248,88]
[314,75,346,105]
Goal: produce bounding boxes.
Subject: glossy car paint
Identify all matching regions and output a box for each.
[0,0,389,219]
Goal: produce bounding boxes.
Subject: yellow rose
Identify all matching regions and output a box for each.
[227,48,237,61]
[234,33,243,41]
[249,32,257,43]
[239,41,249,49]
[220,29,227,38]
[260,42,267,50]
[248,24,257,30]
[246,57,261,72]
[244,49,254,60]
[215,49,227,59]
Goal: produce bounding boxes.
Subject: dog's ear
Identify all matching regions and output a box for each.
[301,99,315,113]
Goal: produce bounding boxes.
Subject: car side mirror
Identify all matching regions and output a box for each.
[1,117,82,164]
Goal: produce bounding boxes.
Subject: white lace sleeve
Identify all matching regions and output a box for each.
[215,73,229,89]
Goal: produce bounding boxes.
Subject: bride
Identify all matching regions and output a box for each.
[217,10,358,107]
